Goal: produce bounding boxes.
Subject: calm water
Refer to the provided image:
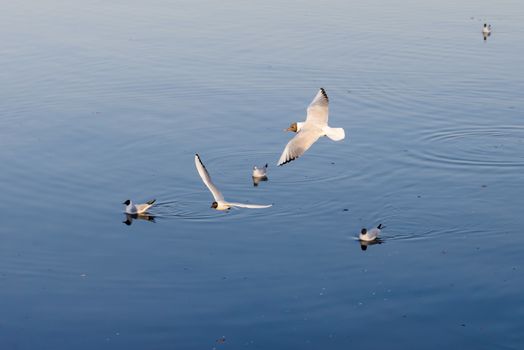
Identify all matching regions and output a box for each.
[1,0,523,349]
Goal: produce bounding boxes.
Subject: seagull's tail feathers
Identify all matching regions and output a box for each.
[324,126,345,141]
[146,199,156,205]
[377,223,384,229]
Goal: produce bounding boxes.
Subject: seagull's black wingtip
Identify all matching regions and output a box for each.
[278,156,298,166]
[319,87,329,101]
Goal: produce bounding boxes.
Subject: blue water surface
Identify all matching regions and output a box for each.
[0,0,523,349]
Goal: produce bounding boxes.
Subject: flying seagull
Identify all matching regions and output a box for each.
[278,88,345,166]
[195,154,272,210]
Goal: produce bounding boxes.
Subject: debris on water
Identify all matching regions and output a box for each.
[80,273,87,278]
[331,162,335,165]
[417,195,421,198]
[343,208,349,212]
[461,323,466,327]
[481,184,487,188]
[216,336,226,344]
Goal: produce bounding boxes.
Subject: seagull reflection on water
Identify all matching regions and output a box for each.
[252,175,268,187]
[123,213,156,226]
[360,238,384,251]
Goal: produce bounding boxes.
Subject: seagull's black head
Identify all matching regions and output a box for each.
[361,228,367,234]
[123,199,131,205]
[484,23,487,27]
[211,201,218,209]
[286,122,298,133]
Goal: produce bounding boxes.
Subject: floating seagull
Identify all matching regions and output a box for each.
[278,88,345,166]
[359,224,384,242]
[195,154,272,210]
[252,163,268,186]
[252,163,268,178]
[122,199,156,214]
[482,23,492,34]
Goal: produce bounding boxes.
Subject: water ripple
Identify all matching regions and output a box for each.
[405,125,524,171]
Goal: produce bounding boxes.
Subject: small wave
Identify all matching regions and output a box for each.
[405,125,524,171]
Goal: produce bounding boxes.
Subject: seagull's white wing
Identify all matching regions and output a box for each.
[135,199,156,213]
[306,88,329,126]
[278,128,321,165]
[367,228,380,239]
[228,202,272,209]
[135,203,152,213]
[195,154,224,201]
